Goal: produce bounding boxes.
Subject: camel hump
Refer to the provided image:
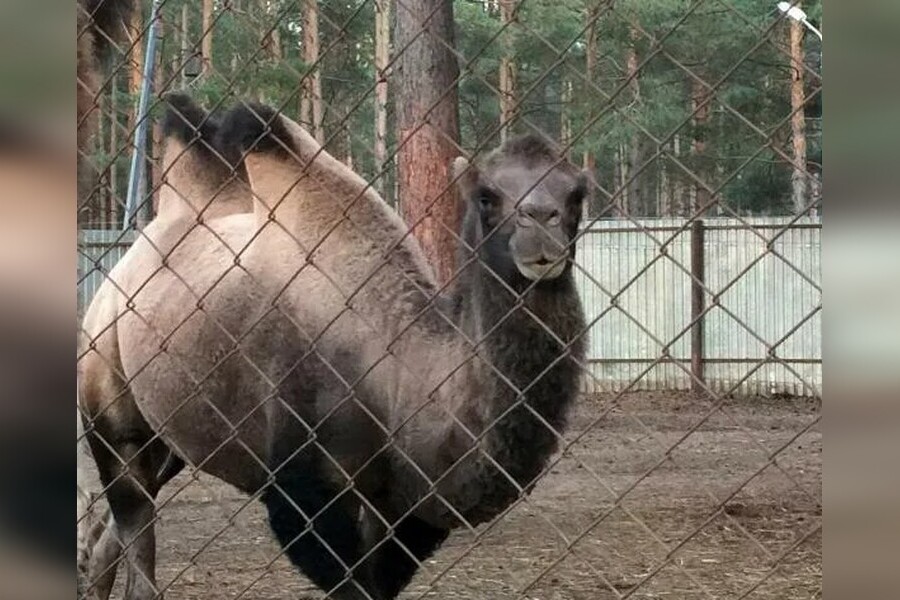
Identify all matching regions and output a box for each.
[217,102,296,165]
[161,93,219,149]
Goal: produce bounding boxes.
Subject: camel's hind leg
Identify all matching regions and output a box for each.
[80,364,183,600]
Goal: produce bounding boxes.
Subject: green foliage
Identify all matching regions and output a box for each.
[96,0,822,218]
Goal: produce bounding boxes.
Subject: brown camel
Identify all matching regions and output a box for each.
[79,100,587,600]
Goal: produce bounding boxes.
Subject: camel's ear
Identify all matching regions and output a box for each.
[451,156,479,200]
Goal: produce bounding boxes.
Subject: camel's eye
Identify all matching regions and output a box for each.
[476,187,499,210]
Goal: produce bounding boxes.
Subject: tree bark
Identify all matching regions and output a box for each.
[374,0,390,196]
[109,78,119,227]
[789,6,808,214]
[128,4,144,102]
[264,0,283,61]
[582,3,597,185]
[560,78,572,156]
[151,15,166,218]
[394,0,461,285]
[625,25,651,216]
[614,144,627,216]
[179,4,190,86]
[96,87,109,226]
[344,123,354,169]
[201,0,213,74]
[300,0,324,143]
[126,3,146,222]
[660,138,682,218]
[690,78,711,215]
[671,134,686,217]
[498,0,517,141]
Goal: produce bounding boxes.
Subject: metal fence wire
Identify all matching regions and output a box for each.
[76,0,822,598]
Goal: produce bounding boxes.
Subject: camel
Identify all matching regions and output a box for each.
[79,99,587,600]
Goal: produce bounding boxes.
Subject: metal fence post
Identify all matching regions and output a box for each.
[122,0,163,230]
[690,219,705,392]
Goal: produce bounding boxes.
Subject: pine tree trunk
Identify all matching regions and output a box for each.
[374,0,390,196]
[656,155,664,217]
[126,3,145,223]
[264,0,283,61]
[344,124,354,169]
[582,3,598,190]
[625,25,650,216]
[672,134,685,216]
[560,78,572,156]
[271,27,283,61]
[128,5,144,103]
[201,0,213,74]
[498,0,517,141]
[789,7,808,214]
[690,78,711,215]
[615,144,627,216]
[109,78,119,227]
[151,15,166,219]
[395,0,461,284]
[659,141,669,217]
[301,0,324,143]
[96,88,108,227]
[180,4,190,86]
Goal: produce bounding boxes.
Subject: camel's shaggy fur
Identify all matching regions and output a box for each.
[79,98,587,600]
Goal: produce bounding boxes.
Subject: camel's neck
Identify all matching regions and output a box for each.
[424,241,585,526]
[460,256,585,425]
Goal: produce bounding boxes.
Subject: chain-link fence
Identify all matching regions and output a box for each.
[77,0,822,598]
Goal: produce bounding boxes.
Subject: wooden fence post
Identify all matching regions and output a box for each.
[690,219,705,392]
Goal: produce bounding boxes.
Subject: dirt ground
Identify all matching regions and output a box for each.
[95,391,822,599]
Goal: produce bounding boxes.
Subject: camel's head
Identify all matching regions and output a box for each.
[452,135,587,284]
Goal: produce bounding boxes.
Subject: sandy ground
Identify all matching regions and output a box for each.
[82,391,821,599]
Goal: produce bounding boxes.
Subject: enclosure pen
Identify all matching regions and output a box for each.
[77,0,821,598]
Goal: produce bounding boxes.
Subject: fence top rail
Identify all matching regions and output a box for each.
[78,217,822,242]
[580,216,822,235]
[79,229,139,244]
